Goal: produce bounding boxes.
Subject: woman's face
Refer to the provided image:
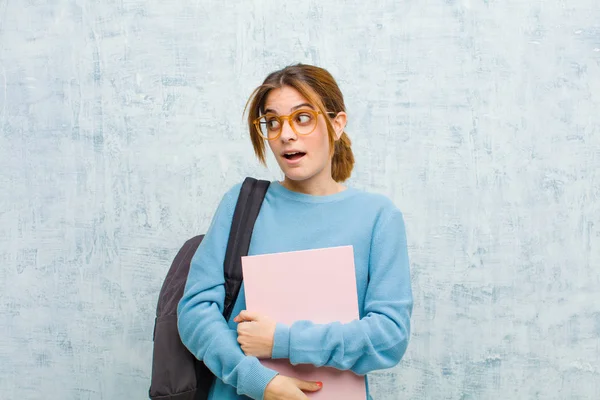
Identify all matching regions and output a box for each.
[263,86,344,185]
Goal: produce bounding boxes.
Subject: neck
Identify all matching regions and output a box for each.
[281,176,345,196]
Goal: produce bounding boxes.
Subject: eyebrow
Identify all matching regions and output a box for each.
[264,103,315,114]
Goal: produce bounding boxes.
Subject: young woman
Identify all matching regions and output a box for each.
[178,64,413,400]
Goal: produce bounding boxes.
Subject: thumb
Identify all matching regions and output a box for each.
[292,378,323,393]
[235,310,260,323]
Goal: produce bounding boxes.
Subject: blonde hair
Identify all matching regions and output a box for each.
[244,64,354,182]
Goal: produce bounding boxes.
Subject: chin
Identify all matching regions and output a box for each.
[276,164,310,181]
[276,156,327,183]
[282,169,312,182]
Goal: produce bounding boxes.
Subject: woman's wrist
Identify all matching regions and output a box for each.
[271,322,291,359]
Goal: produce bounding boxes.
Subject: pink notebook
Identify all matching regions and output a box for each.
[241,245,366,400]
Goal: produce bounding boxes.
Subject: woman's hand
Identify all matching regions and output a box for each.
[234,310,276,358]
[264,375,323,400]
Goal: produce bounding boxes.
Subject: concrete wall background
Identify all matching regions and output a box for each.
[1,1,599,399]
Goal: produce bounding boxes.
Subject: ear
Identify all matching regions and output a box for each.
[331,111,347,140]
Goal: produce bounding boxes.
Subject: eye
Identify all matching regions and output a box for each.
[265,116,281,130]
[294,112,313,126]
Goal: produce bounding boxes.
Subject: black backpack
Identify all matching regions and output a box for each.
[149,177,270,400]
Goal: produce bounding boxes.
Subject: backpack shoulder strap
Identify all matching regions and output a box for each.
[222,177,270,320]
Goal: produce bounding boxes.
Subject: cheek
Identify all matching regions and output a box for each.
[308,125,331,157]
[267,140,279,155]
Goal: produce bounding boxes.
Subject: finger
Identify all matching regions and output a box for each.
[292,378,323,393]
[236,323,245,334]
[233,313,245,323]
[293,391,310,400]
[237,322,253,335]
[236,310,260,322]
[287,386,310,400]
[237,340,248,354]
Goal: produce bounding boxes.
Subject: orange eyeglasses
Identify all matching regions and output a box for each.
[253,109,336,140]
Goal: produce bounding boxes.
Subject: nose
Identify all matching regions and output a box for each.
[279,118,297,142]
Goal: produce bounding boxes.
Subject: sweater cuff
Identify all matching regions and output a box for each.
[238,357,279,400]
[271,322,290,359]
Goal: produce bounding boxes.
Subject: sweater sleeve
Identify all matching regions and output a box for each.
[270,207,413,374]
[177,185,278,399]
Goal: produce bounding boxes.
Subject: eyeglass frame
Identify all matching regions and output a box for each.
[252,108,338,141]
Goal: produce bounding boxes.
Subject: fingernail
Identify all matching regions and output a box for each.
[316,382,323,388]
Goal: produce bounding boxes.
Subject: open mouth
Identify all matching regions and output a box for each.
[283,152,306,161]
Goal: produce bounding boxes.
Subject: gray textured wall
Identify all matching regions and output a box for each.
[1,1,599,399]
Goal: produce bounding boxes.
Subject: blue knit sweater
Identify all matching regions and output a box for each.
[177,181,413,399]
